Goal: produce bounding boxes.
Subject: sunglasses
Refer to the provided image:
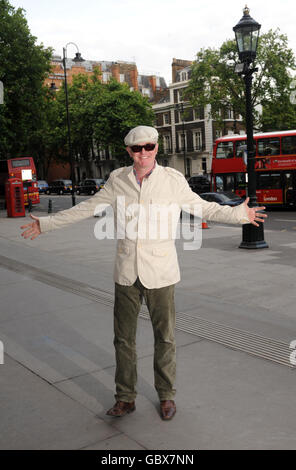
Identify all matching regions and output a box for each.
[130,143,156,153]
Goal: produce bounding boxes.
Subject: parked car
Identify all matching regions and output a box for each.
[188,175,211,194]
[199,191,244,207]
[37,180,49,193]
[76,178,105,195]
[46,179,72,195]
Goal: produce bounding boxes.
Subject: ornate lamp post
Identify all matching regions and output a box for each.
[62,43,84,207]
[233,6,268,249]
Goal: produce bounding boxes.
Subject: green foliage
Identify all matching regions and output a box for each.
[186,29,296,132]
[0,0,52,158]
[53,75,154,167]
[0,0,154,172]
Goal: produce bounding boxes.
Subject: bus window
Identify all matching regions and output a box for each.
[215,176,224,191]
[235,140,247,157]
[11,159,31,168]
[236,173,247,189]
[215,175,235,192]
[216,141,234,159]
[282,136,296,155]
[257,138,280,156]
[225,175,235,192]
[257,173,281,189]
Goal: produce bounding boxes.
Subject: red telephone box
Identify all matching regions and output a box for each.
[5,178,25,217]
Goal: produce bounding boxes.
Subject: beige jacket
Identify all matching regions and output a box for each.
[39,163,250,288]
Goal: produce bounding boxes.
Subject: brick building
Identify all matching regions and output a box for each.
[45,55,167,102]
[153,58,245,178]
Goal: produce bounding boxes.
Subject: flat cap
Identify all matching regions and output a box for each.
[124,126,159,146]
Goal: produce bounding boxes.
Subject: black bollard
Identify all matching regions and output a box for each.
[27,190,32,213]
[48,199,52,214]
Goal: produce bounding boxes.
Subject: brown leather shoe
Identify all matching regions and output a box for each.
[106,401,136,417]
[160,400,176,420]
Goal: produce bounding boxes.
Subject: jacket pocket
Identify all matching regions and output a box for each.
[152,247,168,257]
[117,244,130,255]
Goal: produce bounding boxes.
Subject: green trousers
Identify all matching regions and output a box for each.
[113,277,176,402]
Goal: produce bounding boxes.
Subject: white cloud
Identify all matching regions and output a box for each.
[10,0,296,84]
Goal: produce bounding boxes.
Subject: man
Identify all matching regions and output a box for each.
[21,126,267,420]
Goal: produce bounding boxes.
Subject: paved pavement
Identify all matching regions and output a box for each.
[0,207,296,450]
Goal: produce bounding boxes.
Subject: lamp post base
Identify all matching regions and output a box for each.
[239,222,269,249]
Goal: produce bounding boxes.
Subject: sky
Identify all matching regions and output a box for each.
[10,0,296,85]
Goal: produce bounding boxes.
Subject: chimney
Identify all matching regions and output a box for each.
[149,76,157,93]
[130,66,139,90]
[111,63,120,82]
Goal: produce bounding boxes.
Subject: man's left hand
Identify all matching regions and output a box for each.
[243,197,268,227]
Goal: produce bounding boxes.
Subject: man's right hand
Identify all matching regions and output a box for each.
[21,215,41,240]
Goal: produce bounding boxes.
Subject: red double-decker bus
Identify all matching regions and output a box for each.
[0,157,40,206]
[211,130,296,208]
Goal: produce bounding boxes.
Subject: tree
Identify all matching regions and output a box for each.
[186,29,296,132]
[52,73,155,170]
[92,78,154,164]
[0,0,52,158]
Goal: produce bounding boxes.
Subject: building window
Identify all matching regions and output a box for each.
[225,108,234,119]
[194,107,204,120]
[163,135,171,153]
[178,132,187,151]
[102,72,112,83]
[181,72,187,81]
[178,89,185,102]
[164,113,170,125]
[215,130,222,140]
[99,149,106,160]
[193,130,202,151]
[120,74,125,83]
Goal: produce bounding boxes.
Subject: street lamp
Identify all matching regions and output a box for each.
[62,43,85,207]
[233,6,268,249]
[175,102,187,177]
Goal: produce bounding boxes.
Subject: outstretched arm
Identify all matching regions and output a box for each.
[20,174,115,240]
[178,175,268,226]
